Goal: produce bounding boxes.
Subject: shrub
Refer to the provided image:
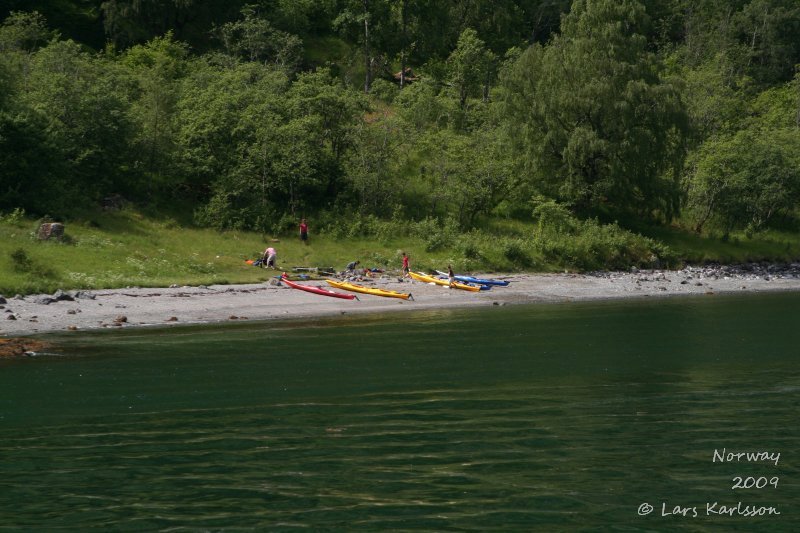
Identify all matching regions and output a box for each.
[9,247,57,278]
[369,79,398,104]
[0,208,26,225]
[501,239,532,266]
[10,248,33,272]
[412,216,459,252]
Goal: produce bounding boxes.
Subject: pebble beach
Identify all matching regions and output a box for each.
[2,263,800,343]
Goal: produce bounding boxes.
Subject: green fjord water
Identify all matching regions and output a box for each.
[1,292,799,530]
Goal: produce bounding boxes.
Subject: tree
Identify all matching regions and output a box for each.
[285,68,366,164]
[101,0,245,49]
[217,6,303,75]
[733,0,800,85]
[0,104,69,215]
[685,78,800,234]
[447,28,495,109]
[501,0,690,219]
[333,0,392,93]
[415,128,510,228]
[122,33,189,198]
[343,113,407,215]
[179,63,364,229]
[175,59,289,200]
[657,0,800,87]
[686,128,800,234]
[20,39,134,205]
[0,11,55,53]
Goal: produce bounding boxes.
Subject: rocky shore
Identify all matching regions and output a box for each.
[2,263,800,344]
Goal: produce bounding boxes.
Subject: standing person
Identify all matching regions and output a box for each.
[263,247,277,268]
[448,264,455,288]
[402,252,410,278]
[346,260,360,273]
[299,218,308,244]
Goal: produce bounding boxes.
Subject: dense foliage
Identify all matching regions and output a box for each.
[2,0,800,249]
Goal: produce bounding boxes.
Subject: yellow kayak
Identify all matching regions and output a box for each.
[326,279,413,300]
[408,271,481,292]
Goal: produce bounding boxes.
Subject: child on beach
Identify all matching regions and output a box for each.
[299,219,308,244]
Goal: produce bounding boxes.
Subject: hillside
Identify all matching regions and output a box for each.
[2,1,800,290]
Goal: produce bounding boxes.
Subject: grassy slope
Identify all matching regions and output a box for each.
[0,210,471,295]
[639,224,800,264]
[2,209,799,296]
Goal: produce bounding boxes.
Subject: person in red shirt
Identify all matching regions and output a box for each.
[299,218,308,244]
[402,252,410,278]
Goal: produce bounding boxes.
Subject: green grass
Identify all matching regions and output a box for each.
[640,224,800,264]
[2,209,799,295]
[0,210,453,295]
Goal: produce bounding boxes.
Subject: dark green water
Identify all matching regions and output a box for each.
[1,292,799,531]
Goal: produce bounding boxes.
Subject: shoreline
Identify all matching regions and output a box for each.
[2,265,800,339]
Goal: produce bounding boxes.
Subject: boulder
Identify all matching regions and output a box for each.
[37,222,65,241]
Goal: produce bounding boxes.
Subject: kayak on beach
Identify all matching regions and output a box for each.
[408,271,487,292]
[326,279,413,300]
[435,270,510,286]
[281,274,357,300]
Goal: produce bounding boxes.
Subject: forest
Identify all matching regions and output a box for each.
[2,0,800,274]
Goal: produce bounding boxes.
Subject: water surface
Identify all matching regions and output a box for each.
[1,292,798,530]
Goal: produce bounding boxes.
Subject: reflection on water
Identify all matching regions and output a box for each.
[1,292,799,530]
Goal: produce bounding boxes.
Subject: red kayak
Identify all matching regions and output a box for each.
[280,274,357,300]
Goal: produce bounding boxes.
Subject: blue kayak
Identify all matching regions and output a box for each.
[436,271,510,287]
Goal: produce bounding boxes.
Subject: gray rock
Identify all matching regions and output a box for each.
[34,296,55,305]
[52,289,75,301]
[72,291,95,300]
[0,296,6,304]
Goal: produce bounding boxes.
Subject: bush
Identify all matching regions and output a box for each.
[369,79,399,104]
[411,216,459,252]
[502,239,532,266]
[532,197,576,238]
[10,248,33,272]
[0,208,26,225]
[529,217,673,271]
[9,247,57,278]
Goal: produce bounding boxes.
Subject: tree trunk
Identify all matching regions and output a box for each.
[400,0,407,89]
[483,64,490,103]
[363,0,371,94]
